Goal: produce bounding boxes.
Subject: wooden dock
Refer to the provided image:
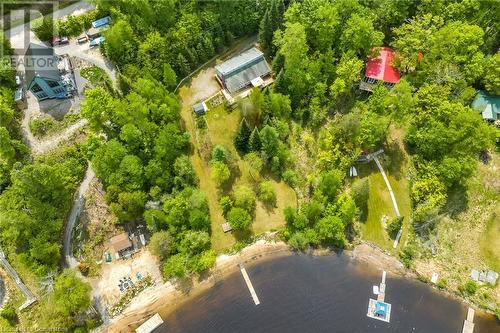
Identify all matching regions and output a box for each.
[462,307,475,333]
[239,264,260,305]
[367,270,391,323]
[135,313,163,333]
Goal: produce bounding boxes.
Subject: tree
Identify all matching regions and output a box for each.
[351,178,369,219]
[179,230,210,255]
[219,196,233,216]
[149,231,173,259]
[54,269,91,317]
[32,16,55,41]
[189,249,217,273]
[318,170,343,202]
[387,216,403,239]
[330,53,363,104]
[244,152,263,180]
[163,63,177,91]
[0,304,17,326]
[210,161,230,187]
[226,207,252,230]
[340,14,383,57]
[212,145,229,162]
[357,111,389,150]
[103,20,138,66]
[234,118,251,152]
[163,254,188,279]
[248,127,262,152]
[259,181,277,207]
[483,52,500,95]
[173,156,197,189]
[233,185,256,213]
[315,215,345,247]
[259,125,280,160]
[81,87,113,132]
[259,9,273,51]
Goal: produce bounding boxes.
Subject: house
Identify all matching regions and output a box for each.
[472,91,500,122]
[215,47,271,95]
[360,47,401,91]
[110,233,133,259]
[24,43,66,101]
[192,102,208,115]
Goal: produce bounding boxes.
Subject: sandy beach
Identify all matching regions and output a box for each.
[97,239,409,333]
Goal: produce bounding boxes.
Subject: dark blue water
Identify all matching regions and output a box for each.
[157,254,499,333]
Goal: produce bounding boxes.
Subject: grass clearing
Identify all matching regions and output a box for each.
[180,91,296,251]
[356,127,411,253]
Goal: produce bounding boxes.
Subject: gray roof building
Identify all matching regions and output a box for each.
[215,47,271,94]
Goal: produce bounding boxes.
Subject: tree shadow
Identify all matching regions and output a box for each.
[443,183,469,219]
[232,228,252,242]
[384,139,405,181]
[173,276,194,296]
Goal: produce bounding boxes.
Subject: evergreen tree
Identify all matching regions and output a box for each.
[274,69,286,93]
[234,118,251,152]
[248,127,262,152]
[259,9,273,51]
[276,0,285,28]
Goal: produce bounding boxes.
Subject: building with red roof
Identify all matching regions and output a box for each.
[360,47,401,91]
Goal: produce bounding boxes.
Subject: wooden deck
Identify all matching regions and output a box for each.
[462,308,475,333]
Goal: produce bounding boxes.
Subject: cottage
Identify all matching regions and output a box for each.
[472,91,500,122]
[25,43,66,101]
[215,47,271,95]
[360,47,401,91]
[192,102,208,115]
[110,233,133,259]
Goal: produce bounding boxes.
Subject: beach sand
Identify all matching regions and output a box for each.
[97,240,407,333]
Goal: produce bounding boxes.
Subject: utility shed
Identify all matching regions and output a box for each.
[360,47,400,91]
[215,47,271,94]
[193,102,208,115]
[472,90,500,122]
[25,43,66,101]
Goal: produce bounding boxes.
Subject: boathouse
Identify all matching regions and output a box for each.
[360,47,400,91]
[215,47,271,95]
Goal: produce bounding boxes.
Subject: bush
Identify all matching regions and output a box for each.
[258,181,277,206]
[196,115,207,129]
[80,65,113,90]
[212,145,229,162]
[219,196,233,216]
[149,231,173,259]
[387,216,404,239]
[163,254,188,279]
[459,281,478,296]
[399,243,416,268]
[0,304,17,326]
[29,117,54,137]
[351,178,369,219]
[189,249,217,273]
[210,161,230,187]
[226,207,252,230]
[436,278,447,289]
[78,262,90,276]
[288,232,308,250]
[282,169,298,187]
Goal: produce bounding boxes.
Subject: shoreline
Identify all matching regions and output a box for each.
[98,239,496,333]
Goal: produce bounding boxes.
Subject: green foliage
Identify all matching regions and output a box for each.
[259,125,280,161]
[29,117,54,138]
[32,16,55,41]
[387,216,404,239]
[212,145,229,163]
[459,281,478,297]
[318,170,343,202]
[248,127,262,152]
[288,232,308,250]
[163,254,188,279]
[351,178,369,220]
[233,185,256,213]
[340,14,384,57]
[80,66,113,91]
[314,215,346,247]
[54,269,91,317]
[436,278,447,290]
[258,181,277,207]
[210,161,230,187]
[219,196,233,216]
[0,304,17,326]
[102,20,138,66]
[234,118,251,152]
[178,230,210,255]
[189,249,217,273]
[483,52,500,95]
[226,207,252,230]
[399,242,416,268]
[149,231,173,259]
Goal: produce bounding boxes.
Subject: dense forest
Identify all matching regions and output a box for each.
[0,0,499,330]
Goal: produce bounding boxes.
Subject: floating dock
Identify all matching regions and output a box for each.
[462,307,475,333]
[367,270,391,322]
[135,313,163,333]
[239,264,260,305]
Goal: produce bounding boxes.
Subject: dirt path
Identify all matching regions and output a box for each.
[62,165,95,268]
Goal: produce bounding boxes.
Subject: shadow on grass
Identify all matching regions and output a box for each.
[232,228,252,242]
[384,140,406,181]
[443,183,469,219]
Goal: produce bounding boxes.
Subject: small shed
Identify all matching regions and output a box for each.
[110,233,133,256]
[221,222,232,233]
[471,91,500,122]
[193,102,208,115]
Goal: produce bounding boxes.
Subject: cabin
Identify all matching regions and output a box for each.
[110,233,133,259]
[192,102,208,115]
[360,47,401,92]
[471,91,500,122]
[215,47,271,95]
[24,43,66,101]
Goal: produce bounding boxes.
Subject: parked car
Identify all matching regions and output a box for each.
[52,36,69,46]
[77,35,88,44]
[89,36,105,48]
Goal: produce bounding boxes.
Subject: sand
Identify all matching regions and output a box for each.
[96,240,411,333]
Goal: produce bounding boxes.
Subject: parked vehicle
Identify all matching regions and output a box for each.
[89,37,105,48]
[77,35,88,44]
[52,36,69,46]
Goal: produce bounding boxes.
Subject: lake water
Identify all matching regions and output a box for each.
[157,253,499,333]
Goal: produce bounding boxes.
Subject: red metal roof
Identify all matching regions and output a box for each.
[364,47,401,84]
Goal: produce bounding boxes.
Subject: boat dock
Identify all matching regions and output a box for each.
[135,313,163,333]
[239,264,260,305]
[462,307,475,333]
[367,270,391,323]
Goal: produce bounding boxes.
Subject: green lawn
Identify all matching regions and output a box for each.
[356,127,412,253]
[181,98,296,251]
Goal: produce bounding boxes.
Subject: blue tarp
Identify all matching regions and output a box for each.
[92,16,112,28]
[375,302,387,316]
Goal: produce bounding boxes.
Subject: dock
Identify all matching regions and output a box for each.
[367,270,391,323]
[462,307,475,333]
[239,264,260,305]
[136,313,163,333]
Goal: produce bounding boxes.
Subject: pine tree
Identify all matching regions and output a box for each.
[274,69,286,93]
[276,0,285,29]
[259,9,273,51]
[248,127,262,152]
[234,118,251,153]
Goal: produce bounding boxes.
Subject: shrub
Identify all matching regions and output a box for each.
[219,196,233,216]
[226,207,252,230]
[210,161,230,187]
[282,169,298,187]
[78,262,90,276]
[436,278,447,289]
[163,254,188,279]
[399,243,416,268]
[387,216,404,239]
[459,281,478,296]
[351,178,369,219]
[288,232,308,250]
[149,231,173,259]
[0,304,17,326]
[29,117,54,137]
[189,249,217,273]
[233,185,256,213]
[258,181,277,206]
[212,145,229,162]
